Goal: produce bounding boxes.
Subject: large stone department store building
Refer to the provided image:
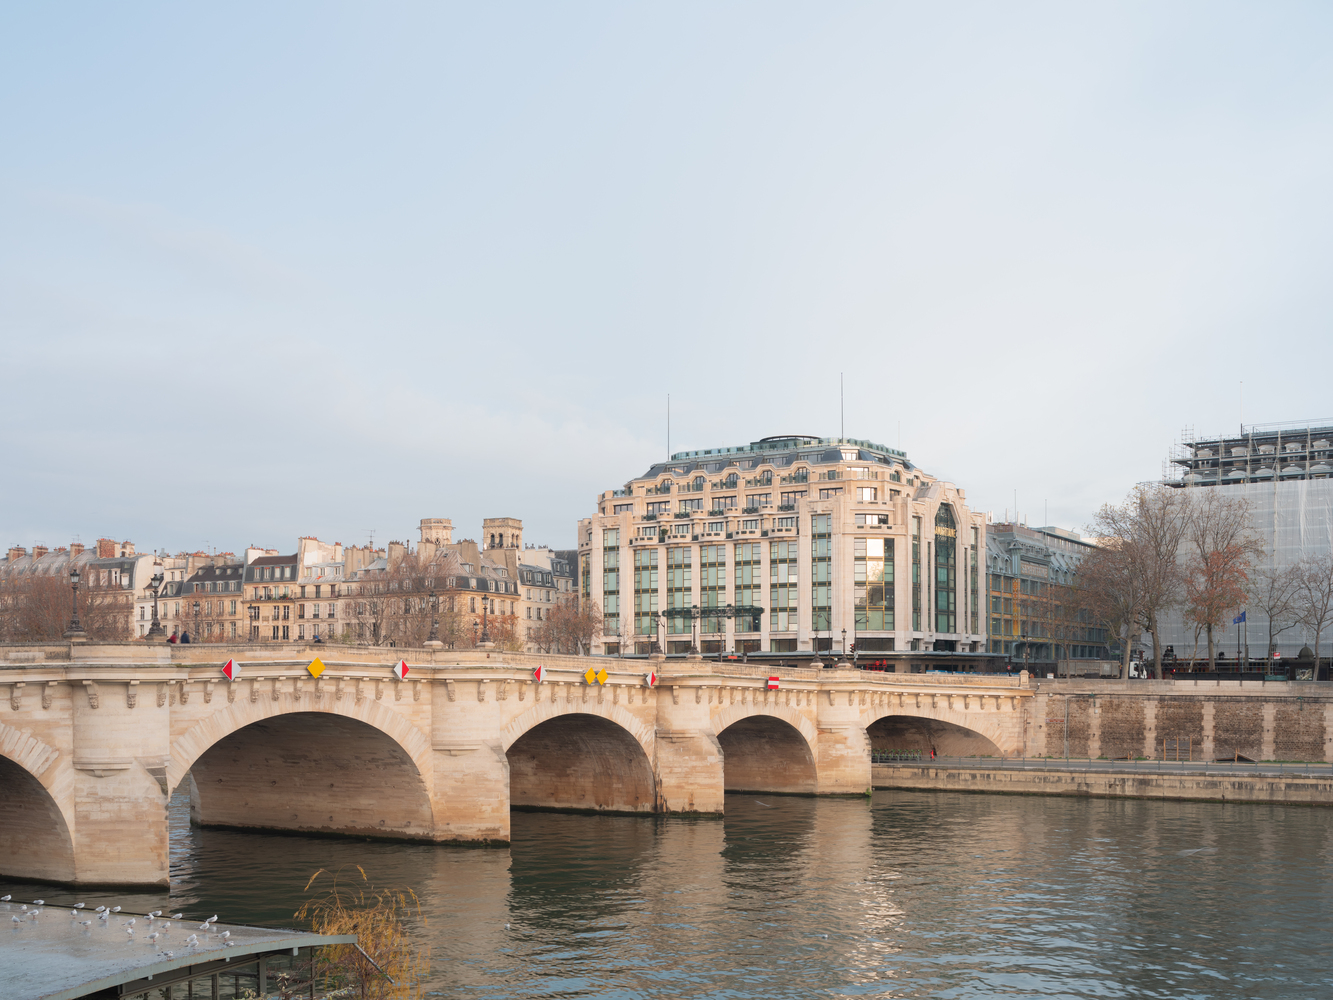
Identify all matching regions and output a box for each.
[578,435,987,660]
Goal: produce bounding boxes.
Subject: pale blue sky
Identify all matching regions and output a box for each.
[4,3,1333,555]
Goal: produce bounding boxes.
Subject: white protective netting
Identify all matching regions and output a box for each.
[1157,479,1333,659]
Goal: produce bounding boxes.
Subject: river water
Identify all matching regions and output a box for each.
[7,790,1333,999]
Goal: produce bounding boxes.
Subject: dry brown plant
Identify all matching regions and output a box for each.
[295,866,429,1000]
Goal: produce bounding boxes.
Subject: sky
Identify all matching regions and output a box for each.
[4,2,1333,556]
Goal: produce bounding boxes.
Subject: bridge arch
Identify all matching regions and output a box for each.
[711,706,819,795]
[0,753,75,883]
[861,707,1010,757]
[502,701,656,814]
[168,697,436,840]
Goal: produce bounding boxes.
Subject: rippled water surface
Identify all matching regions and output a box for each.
[7,791,1333,998]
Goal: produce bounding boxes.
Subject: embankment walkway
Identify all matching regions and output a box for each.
[872,757,1333,805]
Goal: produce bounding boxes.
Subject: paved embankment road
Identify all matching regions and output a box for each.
[872,757,1333,805]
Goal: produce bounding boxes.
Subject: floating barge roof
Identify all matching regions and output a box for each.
[2,900,354,1000]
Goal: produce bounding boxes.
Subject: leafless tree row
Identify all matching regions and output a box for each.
[0,574,131,642]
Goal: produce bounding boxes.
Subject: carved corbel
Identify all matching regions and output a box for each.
[581,683,589,704]
[394,679,403,701]
[126,680,138,709]
[179,681,190,704]
[671,685,680,706]
[847,691,854,707]
[10,681,25,711]
[205,680,215,704]
[597,684,604,704]
[168,681,179,706]
[271,678,281,701]
[518,682,527,702]
[355,678,367,704]
[374,678,383,701]
[294,677,304,698]
[335,677,345,701]
[612,684,619,704]
[695,687,702,704]
[476,680,487,703]
[413,679,422,702]
[43,681,56,710]
[827,689,835,707]
[785,690,792,707]
[158,682,168,707]
[497,680,508,701]
[83,680,99,709]
[250,678,262,704]
[227,680,236,704]
[445,679,456,702]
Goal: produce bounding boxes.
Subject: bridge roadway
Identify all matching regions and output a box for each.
[0,642,1031,887]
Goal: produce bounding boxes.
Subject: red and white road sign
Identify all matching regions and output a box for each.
[221,659,239,681]
[767,676,780,690]
[644,670,657,687]
[393,659,409,680]
[533,664,546,683]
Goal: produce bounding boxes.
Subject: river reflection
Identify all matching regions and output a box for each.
[4,790,1332,998]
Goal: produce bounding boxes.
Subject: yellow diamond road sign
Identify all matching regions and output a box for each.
[307,657,326,678]
[596,668,608,685]
[584,667,596,685]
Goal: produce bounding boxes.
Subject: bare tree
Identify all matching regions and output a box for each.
[1183,491,1258,670]
[531,597,603,655]
[1248,564,1303,659]
[0,572,131,642]
[1101,486,1189,677]
[1071,538,1144,680]
[1295,554,1333,671]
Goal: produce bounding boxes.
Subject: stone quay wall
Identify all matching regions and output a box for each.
[1026,678,1333,763]
[872,763,1333,806]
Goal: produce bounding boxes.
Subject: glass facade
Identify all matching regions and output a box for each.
[700,545,725,633]
[934,505,956,633]
[734,543,761,632]
[969,526,979,635]
[769,539,798,632]
[600,530,618,636]
[911,516,922,631]
[811,514,832,632]
[633,547,657,637]
[854,537,894,631]
[666,546,692,634]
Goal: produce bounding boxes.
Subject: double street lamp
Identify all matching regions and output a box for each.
[145,565,167,642]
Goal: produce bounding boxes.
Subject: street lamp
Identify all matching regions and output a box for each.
[480,598,491,644]
[63,566,86,640]
[425,588,442,648]
[145,565,167,642]
[841,628,847,655]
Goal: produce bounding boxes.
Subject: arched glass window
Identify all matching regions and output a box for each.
[934,505,957,634]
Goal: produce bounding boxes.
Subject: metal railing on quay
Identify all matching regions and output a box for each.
[869,754,1333,778]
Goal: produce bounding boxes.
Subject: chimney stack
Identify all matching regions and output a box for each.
[97,538,117,558]
[70,542,85,557]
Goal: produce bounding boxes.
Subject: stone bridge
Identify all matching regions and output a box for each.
[0,643,1032,887]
